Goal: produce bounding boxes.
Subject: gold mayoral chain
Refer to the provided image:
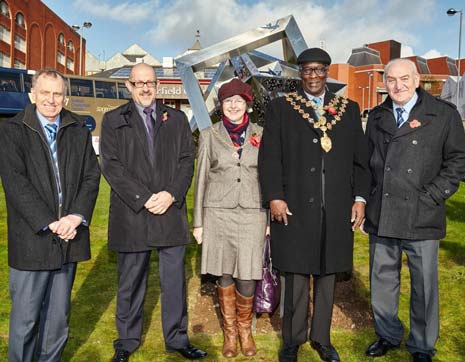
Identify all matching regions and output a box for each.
[285,92,349,152]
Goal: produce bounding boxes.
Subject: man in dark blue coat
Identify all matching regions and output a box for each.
[100,63,206,361]
[364,58,465,362]
[259,48,370,362]
[0,69,100,362]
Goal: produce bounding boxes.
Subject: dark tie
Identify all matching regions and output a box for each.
[143,107,155,142]
[44,123,62,206]
[395,107,405,128]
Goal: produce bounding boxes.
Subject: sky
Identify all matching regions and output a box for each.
[42,0,465,64]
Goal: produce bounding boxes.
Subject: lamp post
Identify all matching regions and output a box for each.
[447,8,462,110]
[72,22,92,75]
[367,73,374,113]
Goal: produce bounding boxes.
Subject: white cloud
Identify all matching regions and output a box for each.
[422,49,442,59]
[401,45,414,57]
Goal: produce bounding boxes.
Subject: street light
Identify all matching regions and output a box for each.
[72,21,92,75]
[358,85,370,117]
[447,8,462,110]
[367,73,374,113]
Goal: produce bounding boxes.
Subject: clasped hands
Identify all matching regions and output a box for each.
[48,214,83,241]
[144,191,173,215]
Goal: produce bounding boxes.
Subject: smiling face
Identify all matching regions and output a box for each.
[126,63,158,108]
[384,60,420,106]
[31,74,66,122]
[300,62,328,97]
[222,95,247,123]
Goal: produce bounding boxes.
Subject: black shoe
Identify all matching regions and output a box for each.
[112,349,130,362]
[310,341,340,362]
[365,338,400,357]
[412,352,432,362]
[167,344,207,359]
[279,345,299,362]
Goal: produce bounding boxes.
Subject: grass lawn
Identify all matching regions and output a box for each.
[0,179,464,362]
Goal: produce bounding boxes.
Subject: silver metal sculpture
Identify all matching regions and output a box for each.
[176,15,345,130]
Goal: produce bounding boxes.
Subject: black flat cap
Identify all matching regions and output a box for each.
[297,48,331,65]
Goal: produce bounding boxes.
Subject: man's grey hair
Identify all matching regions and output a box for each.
[383,58,419,82]
[32,68,68,92]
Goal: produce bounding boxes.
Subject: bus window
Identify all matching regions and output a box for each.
[70,78,94,97]
[23,74,32,93]
[0,71,21,92]
[117,83,132,99]
[95,80,117,99]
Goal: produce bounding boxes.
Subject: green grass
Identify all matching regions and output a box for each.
[0,179,464,361]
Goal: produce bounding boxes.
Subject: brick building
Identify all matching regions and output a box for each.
[0,0,84,74]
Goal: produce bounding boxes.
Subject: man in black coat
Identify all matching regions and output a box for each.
[364,58,465,362]
[100,63,206,361]
[258,48,370,362]
[0,69,100,362]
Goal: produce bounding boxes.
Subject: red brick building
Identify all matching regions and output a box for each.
[0,0,84,74]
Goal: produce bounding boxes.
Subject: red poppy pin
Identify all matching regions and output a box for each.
[162,110,169,122]
[409,119,421,128]
[250,133,261,148]
[326,106,337,115]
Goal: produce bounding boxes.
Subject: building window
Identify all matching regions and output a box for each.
[57,51,65,65]
[15,12,25,28]
[14,34,26,52]
[0,1,9,18]
[58,33,64,45]
[0,24,10,44]
[66,58,74,71]
[14,59,25,69]
[67,40,74,52]
[0,51,10,67]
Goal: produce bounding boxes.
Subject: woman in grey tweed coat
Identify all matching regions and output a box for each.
[193,79,267,358]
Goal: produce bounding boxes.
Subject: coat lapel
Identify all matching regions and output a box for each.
[122,101,152,166]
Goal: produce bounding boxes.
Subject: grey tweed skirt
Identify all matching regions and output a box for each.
[201,206,267,280]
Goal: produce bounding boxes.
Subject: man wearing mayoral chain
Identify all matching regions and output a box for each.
[258,48,370,362]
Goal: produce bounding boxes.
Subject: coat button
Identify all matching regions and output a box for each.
[236,163,240,166]
[309,197,314,203]
[310,167,316,172]
[384,193,389,197]
[313,138,318,143]
[412,140,418,145]
[407,168,413,173]
[445,189,450,194]
[386,166,391,171]
[135,194,140,199]
[237,178,241,182]
[404,196,410,200]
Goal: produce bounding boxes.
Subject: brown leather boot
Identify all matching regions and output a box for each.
[217,283,238,358]
[236,290,256,356]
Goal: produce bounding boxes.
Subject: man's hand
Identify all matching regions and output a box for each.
[193,227,203,244]
[53,214,83,240]
[270,199,292,226]
[145,191,173,215]
[351,201,365,231]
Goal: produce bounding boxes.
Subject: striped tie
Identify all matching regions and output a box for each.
[44,123,62,206]
[395,107,405,128]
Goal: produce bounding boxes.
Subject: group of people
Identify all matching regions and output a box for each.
[0,46,464,362]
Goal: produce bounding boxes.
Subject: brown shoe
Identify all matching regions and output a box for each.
[236,290,256,356]
[217,283,238,357]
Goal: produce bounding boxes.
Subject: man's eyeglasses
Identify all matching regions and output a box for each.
[300,67,328,76]
[129,80,158,88]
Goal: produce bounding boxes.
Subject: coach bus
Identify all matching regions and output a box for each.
[0,67,131,151]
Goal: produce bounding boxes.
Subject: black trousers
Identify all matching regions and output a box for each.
[113,246,189,353]
[282,272,336,346]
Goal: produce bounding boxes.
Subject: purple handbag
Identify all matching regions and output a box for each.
[253,235,280,313]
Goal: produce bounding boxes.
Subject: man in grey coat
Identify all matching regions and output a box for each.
[364,58,465,362]
[100,63,206,362]
[0,69,100,362]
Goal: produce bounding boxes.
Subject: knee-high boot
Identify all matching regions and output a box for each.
[236,291,256,356]
[217,283,238,358]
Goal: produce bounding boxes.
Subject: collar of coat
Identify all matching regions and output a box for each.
[18,104,82,133]
[370,87,438,136]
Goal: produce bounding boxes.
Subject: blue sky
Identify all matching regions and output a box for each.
[42,0,465,63]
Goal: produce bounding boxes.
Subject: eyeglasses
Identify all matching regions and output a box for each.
[129,80,158,88]
[300,67,328,76]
